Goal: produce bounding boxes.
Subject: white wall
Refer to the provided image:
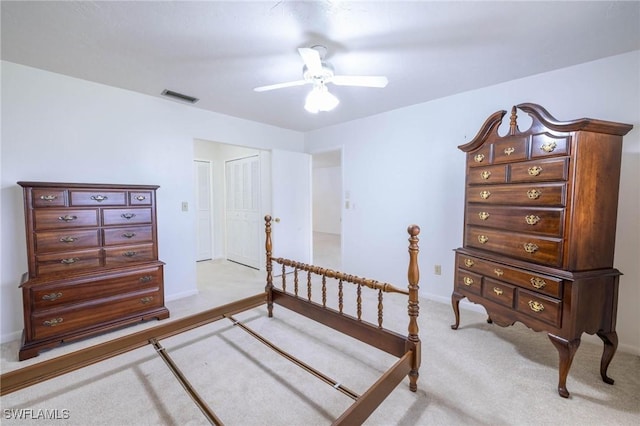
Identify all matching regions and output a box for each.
[305,51,640,354]
[1,61,304,342]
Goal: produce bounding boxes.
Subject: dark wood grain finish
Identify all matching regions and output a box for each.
[452,104,632,397]
[17,181,169,360]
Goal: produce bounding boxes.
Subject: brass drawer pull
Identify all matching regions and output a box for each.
[494,268,503,277]
[140,296,154,304]
[58,215,77,222]
[139,275,153,283]
[481,170,492,180]
[478,212,490,220]
[121,213,136,220]
[523,243,539,253]
[478,235,489,244]
[122,232,136,238]
[60,257,80,264]
[474,154,485,163]
[527,189,541,199]
[123,251,138,257]
[504,147,515,155]
[59,236,78,243]
[464,258,475,267]
[493,287,503,296]
[541,141,557,153]
[42,292,63,301]
[528,300,545,312]
[530,277,547,289]
[480,190,491,200]
[90,195,108,202]
[40,195,58,201]
[463,277,474,286]
[135,195,147,201]
[528,166,543,176]
[43,318,64,327]
[525,215,541,225]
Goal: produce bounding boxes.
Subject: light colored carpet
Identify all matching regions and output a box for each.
[1,258,638,425]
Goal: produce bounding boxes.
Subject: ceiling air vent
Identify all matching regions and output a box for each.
[161,89,199,104]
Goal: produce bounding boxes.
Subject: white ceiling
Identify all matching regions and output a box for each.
[2,1,639,132]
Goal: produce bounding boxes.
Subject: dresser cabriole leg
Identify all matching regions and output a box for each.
[596,330,618,385]
[548,333,581,398]
[451,292,463,330]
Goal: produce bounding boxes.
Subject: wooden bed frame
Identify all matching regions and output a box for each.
[1,216,421,425]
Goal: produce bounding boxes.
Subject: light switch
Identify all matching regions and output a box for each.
[181,202,188,212]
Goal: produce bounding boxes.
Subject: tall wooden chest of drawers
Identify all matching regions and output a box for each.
[451,104,633,397]
[17,182,170,360]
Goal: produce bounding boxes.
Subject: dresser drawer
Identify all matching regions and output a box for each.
[509,157,569,183]
[530,133,570,159]
[103,225,153,246]
[516,289,562,327]
[129,191,153,205]
[466,205,564,237]
[70,190,126,206]
[35,229,100,253]
[492,137,528,164]
[33,209,99,230]
[456,253,563,298]
[102,208,152,226]
[466,183,567,206]
[467,164,507,185]
[31,266,163,310]
[32,189,67,207]
[31,288,163,340]
[36,249,102,275]
[465,227,563,267]
[468,145,492,167]
[483,278,516,308]
[455,269,483,295]
[104,244,155,266]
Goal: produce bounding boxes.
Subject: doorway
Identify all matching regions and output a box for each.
[311,149,342,270]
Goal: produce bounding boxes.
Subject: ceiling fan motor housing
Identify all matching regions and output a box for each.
[303,62,334,86]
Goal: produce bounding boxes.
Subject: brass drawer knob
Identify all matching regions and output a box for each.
[523,243,539,253]
[480,190,491,200]
[540,141,557,153]
[135,195,147,201]
[123,251,138,257]
[525,215,541,225]
[504,147,515,155]
[463,277,474,286]
[90,195,108,202]
[478,235,489,244]
[40,195,58,201]
[59,236,78,243]
[139,275,153,283]
[43,318,64,327]
[121,213,137,220]
[530,277,547,289]
[474,154,485,163]
[481,170,492,180]
[464,258,475,267]
[60,257,80,264]
[478,211,490,220]
[528,166,543,176]
[140,296,154,304]
[493,287,503,296]
[527,189,542,199]
[122,232,136,238]
[528,300,545,312]
[42,292,63,301]
[494,268,504,277]
[58,215,77,222]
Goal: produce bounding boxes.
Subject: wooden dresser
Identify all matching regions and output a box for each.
[17,181,170,360]
[451,104,633,397]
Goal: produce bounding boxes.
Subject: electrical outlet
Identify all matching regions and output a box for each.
[434,264,442,275]
[181,202,188,212]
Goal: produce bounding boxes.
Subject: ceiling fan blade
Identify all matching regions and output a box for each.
[331,75,389,88]
[254,80,307,92]
[298,47,323,75]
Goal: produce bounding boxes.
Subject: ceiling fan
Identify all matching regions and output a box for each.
[254,45,388,113]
